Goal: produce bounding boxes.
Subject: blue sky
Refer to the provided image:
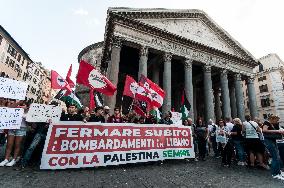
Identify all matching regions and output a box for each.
[1,0,284,80]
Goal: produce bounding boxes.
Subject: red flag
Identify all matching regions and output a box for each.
[133,99,147,117]
[76,60,116,96]
[139,75,165,108]
[123,75,138,98]
[135,82,152,104]
[89,88,95,111]
[66,64,75,88]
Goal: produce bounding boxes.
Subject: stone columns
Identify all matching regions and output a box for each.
[184,59,194,121]
[229,86,237,118]
[220,69,231,119]
[203,64,215,123]
[247,77,258,119]
[138,46,148,80]
[234,73,245,121]
[162,53,172,115]
[214,89,222,121]
[105,37,122,112]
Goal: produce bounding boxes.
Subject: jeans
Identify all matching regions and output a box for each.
[0,133,6,146]
[233,140,246,162]
[210,136,219,157]
[22,132,46,166]
[277,143,284,168]
[264,139,281,176]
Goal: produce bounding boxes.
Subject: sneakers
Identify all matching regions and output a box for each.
[237,162,246,166]
[272,174,284,181]
[6,159,16,167]
[0,159,9,167]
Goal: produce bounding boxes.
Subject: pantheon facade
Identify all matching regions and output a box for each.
[76,8,259,123]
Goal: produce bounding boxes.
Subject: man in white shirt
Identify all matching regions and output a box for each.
[225,117,234,132]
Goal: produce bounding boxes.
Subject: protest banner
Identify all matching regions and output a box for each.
[26,103,62,123]
[171,112,182,125]
[0,107,24,129]
[0,77,28,100]
[40,122,194,169]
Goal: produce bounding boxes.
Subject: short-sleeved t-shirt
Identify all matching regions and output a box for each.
[231,125,243,140]
[243,121,259,139]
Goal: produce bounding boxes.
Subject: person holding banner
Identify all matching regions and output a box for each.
[216,119,233,167]
[60,104,83,121]
[107,107,123,123]
[87,107,105,123]
[0,101,29,167]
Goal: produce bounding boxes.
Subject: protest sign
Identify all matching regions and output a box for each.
[0,107,24,129]
[40,122,194,169]
[0,77,28,100]
[171,112,182,125]
[26,103,62,123]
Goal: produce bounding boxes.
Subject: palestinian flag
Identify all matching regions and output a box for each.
[181,90,191,121]
[149,107,161,122]
[54,89,82,109]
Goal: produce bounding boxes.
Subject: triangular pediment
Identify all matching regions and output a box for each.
[109,8,256,61]
[138,18,238,56]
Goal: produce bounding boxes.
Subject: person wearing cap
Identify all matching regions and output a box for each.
[88,107,105,123]
[103,106,110,122]
[262,115,284,180]
[60,104,83,121]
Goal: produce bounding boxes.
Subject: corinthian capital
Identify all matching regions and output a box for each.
[140,46,148,57]
[247,77,255,84]
[203,64,211,72]
[184,59,193,69]
[234,73,242,81]
[163,52,172,62]
[112,36,122,48]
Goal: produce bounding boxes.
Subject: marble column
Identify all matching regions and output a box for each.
[229,86,237,118]
[105,37,122,112]
[214,88,222,121]
[193,87,197,121]
[234,73,245,121]
[184,59,194,121]
[152,63,160,85]
[162,53,172,115]
[247,77,258,119]
[220,69,232,119]
[203,64,215,123]
[138,46,148,80]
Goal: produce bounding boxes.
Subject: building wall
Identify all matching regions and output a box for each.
[244,53,284,124]
[76,42,103,107]
[0,26,51,104]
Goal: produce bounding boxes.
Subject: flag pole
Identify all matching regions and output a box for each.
[120,96,124,116]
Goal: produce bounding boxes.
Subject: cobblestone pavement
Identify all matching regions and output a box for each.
[0,157,284,188]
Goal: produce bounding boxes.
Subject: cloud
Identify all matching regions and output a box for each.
[86,18,101,26]
[73,8,89,16]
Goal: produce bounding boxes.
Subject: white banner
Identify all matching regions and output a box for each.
[0,107,24,129]
[0,77,28,100]
[40,122,195,169]
[26,103,62,123]
[171,112,182,125]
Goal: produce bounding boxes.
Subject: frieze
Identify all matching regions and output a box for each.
[114,24,253,75]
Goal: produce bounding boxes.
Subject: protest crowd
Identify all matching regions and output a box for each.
[1,60,284,181]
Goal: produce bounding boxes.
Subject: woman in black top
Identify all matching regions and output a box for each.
[262,115,284,180]
[195,118,208,161]
[231,118,246,166]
